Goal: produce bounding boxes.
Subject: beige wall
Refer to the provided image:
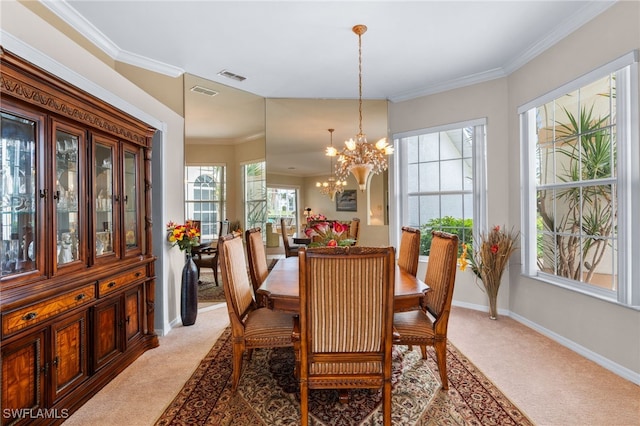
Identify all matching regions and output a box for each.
[390,1,640,379]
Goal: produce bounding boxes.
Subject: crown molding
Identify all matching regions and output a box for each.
[389,0,617,103]
[389,67,506,103]
[503,0,617,75]
[41,0,183,78]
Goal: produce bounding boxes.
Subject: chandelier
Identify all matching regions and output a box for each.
[326,24,393,191]
[317,129,347,201]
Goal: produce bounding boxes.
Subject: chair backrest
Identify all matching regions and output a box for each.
[280,217,293,250]
[245,227,269,293]
[298,246,395,376]
[423,231,459,335]
[218,233,255,333]
[398,226,421,276]
[218,220,231,238]
[349,217,360,243]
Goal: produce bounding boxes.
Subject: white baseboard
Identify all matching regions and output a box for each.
[451,301,640,385]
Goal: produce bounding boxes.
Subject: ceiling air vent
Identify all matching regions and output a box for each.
[190,85,219,97]
[217,69,246,82]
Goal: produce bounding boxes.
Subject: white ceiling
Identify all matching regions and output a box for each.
[48,1,613,101]
[42,0,615,177]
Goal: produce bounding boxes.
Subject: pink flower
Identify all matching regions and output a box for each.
[493,225,501,232]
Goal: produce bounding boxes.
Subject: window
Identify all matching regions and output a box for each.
[520,52,639,306]
[394,119,487,255]
[267,187,299,228]
[185,165,225,240]
[243,161,267,231]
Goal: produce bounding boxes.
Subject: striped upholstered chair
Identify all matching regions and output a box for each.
[397,226,421,276]
[245,227,269,295]
[218,233,295,392]
[392,231,458,389]
[295,246,396,425]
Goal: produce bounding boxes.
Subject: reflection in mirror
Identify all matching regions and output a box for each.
[183,74,266,235]
[266,98,389,246]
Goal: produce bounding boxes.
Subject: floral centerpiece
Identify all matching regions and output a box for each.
[307,213,327,223]
[166,221,201,255]
[304,221,355,247]
[459,225,519,319]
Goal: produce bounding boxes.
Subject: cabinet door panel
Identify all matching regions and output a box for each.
[52,120,86,274]
[52,310,88,402]
[123,146,141,255]
[93,136,119,263]
[124,284,143,344]
[92,298,122,371]
[1,329,46,425]
[0,110,42,281]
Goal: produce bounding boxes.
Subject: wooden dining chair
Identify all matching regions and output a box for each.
[295,246,396,425]
[218,233,295,392]
[349,217,360,244]
[393,231,458,389]
[397,226,421,276]
[192,219,230,286]
[245,227,269,296]
[281,217,303,257]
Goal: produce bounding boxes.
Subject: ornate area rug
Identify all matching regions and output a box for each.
[197,272,225,302]
[156,328,533,425]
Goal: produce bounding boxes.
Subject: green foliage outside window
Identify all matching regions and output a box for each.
[420,216,473,256]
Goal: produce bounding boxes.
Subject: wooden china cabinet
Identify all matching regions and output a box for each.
[0,49,159,425]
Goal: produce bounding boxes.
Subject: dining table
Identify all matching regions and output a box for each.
[292,233,311,245]
[256,256,430,313]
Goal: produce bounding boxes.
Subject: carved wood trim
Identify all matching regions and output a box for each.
[1,48,155,146]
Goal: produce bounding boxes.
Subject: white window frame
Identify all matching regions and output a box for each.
[242,160,267,231]
[184,164,226,240]
[519,50,639,307]
[390,118,488,254]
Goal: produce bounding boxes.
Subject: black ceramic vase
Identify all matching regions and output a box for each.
[180,254,198,326]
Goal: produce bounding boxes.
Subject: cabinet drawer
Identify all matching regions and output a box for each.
[2,284,96,336]
[98,267,147,297]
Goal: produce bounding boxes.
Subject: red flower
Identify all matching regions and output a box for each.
[326,239,338,247]
[491,244,499,254]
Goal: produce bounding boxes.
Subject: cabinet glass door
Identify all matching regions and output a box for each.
[123,149,139,251]
[94,142,115,258]
[55,127,81,268]
[1,112,37,277]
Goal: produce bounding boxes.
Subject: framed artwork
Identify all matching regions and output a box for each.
[336,190,357,212]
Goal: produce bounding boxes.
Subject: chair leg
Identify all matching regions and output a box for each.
[420,345,427,359]
[383,380,392,426]
[231,343,244,392]
[434,340,448,390]
[213,254,219,286]
[300,381,309,425]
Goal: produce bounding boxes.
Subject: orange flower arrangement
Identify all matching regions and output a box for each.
[166,221,200,255]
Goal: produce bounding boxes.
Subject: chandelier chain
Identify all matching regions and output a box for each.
[358,30,363,137]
